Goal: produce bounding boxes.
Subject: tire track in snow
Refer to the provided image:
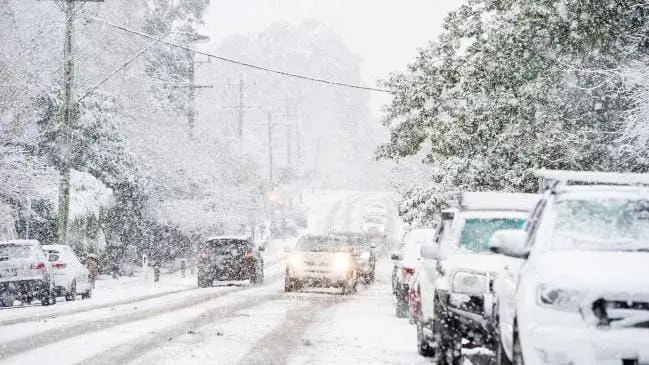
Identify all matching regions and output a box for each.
[0,267,287,361]
[78,293,289,365]
[236,294,352,365]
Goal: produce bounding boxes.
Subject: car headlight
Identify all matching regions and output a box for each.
[360,251,371,260]
[288,254,304,271]
[450,271,489,295]
[331,253,352,274]
[537,284,584,312]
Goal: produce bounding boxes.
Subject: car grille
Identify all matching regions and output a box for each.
[589,298,649,329]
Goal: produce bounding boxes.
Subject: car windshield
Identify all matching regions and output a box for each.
[296,237,348,252]
[459,218,526,252]
[0,244,31,259]
[551,198,649,251]
[365,216,384,224]
[205,239,250,254]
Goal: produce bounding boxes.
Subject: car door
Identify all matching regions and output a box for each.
[67,248,89,293]
[498,197,547,354]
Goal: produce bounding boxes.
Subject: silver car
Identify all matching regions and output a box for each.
[0,240,56,307]
[284,235,359,294]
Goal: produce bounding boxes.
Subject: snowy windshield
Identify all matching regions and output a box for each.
[365,216,385,224]
[551,198,649,251]
[295,237,348,252]
[459,218,526,252]
[0,244,31,259]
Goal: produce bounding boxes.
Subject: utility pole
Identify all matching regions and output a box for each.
[267,112,274,186]
[57,0,75,244]
[52,0,104,244]
[227,76,256,139]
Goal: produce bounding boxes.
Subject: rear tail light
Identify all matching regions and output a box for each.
[31,262,45,270]
[52,263,67,269]
[403,267,415,275]
[244,251,253,258]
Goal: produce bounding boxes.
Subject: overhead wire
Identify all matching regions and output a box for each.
[82,15,391,94]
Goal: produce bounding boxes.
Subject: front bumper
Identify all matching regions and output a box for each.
[521,324,649,365]
[287,267,351,287]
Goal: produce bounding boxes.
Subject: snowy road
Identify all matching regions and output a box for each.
[0,192,489,365]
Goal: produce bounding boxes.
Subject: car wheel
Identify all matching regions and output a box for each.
[1,294,15,307]
[284,273,293,292]
[396,295,409,318]
[65,281,76,301]
[497,335,513,365]
[512,323,524,365]
[435,305,462,365]
[197,273,212,288]
[416,320,435,357]
[81,288,92,300]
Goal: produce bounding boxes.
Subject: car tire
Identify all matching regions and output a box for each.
[436,312,462,365]
[65,281,76,301]
[198,273,212,288]
[284,273,293,292]
[416,320,435,357]
[41,294,56,306]
[81,288,92,300]
[1,294,15,307]
[512,323,524,365]
[497,336,513,365]
[396,295,409,318]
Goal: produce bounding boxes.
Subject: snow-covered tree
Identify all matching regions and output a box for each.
[380,0,649,221]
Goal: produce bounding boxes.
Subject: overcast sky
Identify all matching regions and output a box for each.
[200,0,464,116]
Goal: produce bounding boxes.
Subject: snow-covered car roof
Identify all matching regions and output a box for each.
[447,192,539,212]
[554,185,649,195]
[206,235,251,241]
[42,244,72,251]
[1,239,40,246]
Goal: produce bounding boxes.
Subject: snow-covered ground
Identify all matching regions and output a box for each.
[0,190,490,365]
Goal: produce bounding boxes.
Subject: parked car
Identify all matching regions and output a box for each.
[365,202,388,218]
[415,192,539,363]
[197,236,264,288]
[43,244,93,300]
[0,240,56,306]
[285,234,358,294]
[490,170,649,365]
[362,215,388,240]
[329,230,377,284]
[391,228,436,318]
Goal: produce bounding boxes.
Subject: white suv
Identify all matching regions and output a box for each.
[415,192,539,364]
[491,170,649,365]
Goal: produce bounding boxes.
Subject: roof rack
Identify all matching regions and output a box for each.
[534,169,649,191]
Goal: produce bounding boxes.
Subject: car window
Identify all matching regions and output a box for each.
[549,198,649,251]
[0,244,32,259]
[459,218,526,252]
[295,237,347,252]
[205,239,251,254]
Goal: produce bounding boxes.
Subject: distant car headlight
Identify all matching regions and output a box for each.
[450,270,489,295]
[537,284,585,312]
[288,254,304,271]
[331,253,352,274]
[360,251,371,260]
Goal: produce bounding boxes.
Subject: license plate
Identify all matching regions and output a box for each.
[0,268,17,278]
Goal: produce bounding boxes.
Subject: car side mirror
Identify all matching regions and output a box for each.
[420,244,440,260]
[489,229,530,259]
[390,251,403,261]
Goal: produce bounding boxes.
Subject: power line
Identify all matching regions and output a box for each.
[84,15,390,93]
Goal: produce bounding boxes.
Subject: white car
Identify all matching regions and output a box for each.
[491,169,649,365]
[391,228,437,318]
[43,245,92,300]
[362,215,387,236]
[285,234,359,294]
[415,192,539,363]
[0,240,56,306]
